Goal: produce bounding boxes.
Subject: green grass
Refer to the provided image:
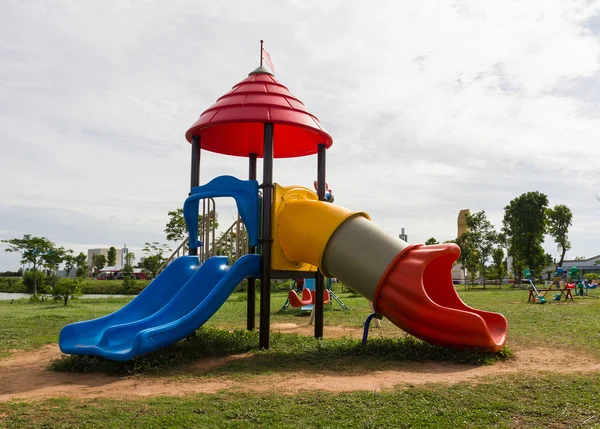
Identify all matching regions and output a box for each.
[3,287,600,360]
[455,288,600,355]
[0,298,131,357]
[50,326,510,377]
[1,373,600,428]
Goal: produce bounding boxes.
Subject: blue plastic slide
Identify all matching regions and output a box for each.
[58,254,260,361]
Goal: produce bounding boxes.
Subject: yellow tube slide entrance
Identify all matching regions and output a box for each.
[271,184,369,273]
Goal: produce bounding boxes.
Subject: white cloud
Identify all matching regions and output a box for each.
[1,0,600,270]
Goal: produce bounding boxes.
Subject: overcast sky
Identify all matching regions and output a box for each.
[1,0,600,270]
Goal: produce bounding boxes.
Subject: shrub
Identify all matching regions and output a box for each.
[50,278,83,306]
[22,271,45,293]
[0,277,27,293]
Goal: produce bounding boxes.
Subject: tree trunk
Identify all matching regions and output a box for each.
[64,295,68,306]
[557,247,567,268]
[32,262,37,296]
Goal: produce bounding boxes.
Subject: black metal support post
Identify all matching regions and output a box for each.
[189,136,201,256]
[315,143,326,339]
[259,124,274,349]
[247,153,258,331]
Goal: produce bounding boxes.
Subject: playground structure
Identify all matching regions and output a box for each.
[525,266,600,303]
[58,43,508,361]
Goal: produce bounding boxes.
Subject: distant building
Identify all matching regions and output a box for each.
[452,209,471,283]
[87,246,129,268]
[457,209,470,237]
[545,255,600,279]
[399,228,408,242]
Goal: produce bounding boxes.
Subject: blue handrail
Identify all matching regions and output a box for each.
[183,175,259,250]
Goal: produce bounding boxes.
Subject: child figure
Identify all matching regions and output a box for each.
[313,180,334,203]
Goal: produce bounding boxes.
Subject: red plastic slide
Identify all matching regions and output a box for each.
[373,244,507,353]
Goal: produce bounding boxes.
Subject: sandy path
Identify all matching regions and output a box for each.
[1,337,599,402]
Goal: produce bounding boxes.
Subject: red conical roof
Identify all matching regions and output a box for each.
[185,69,333,158]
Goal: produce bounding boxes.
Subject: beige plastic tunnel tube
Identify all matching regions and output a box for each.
[276,198,408,302]
[321,216,409,301]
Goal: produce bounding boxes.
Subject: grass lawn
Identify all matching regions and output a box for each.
[1,374,600,428]
[2,286,600,428]
[2,286,600,358]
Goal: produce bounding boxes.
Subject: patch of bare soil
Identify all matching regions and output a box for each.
[1,326,599,402]
[271,322,370,339]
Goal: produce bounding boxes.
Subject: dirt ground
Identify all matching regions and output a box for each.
[1,323,599,403]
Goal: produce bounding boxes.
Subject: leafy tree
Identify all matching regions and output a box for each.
[22,270,45,294]
[74,252,88,278]
[122,252,136,292]
[502,191,549,284]
[164,208,219,243]
[490,247,507,282]
[465,210,497,288]
[585,273,599,282]
[43,246,68,275]
[454,233,479,285]
[50,278,83,306]
[425,237,439,245]
[107,246,117,266]
[0,269,22,277]
[140,242,170,278]
[2,234,56,295]
[62,249,75,277]
[546,204,573,268]
[92,254,107,276]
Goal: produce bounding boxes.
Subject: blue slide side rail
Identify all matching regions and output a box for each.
[183,175,259,249]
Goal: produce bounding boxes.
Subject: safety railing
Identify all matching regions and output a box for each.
[208,214,248,265]
[157,205,249,275]
[156,198,217,276]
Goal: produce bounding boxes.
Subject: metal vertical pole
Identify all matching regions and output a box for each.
[247,153,258,331]
[189,136,201,256]
[315,143,327,339]
[259,124,274,349]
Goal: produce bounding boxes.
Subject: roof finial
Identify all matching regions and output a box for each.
[260,40,264,66]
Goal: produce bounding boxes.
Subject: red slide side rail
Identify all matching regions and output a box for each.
[373,243,507,352]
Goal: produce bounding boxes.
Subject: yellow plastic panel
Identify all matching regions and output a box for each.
[271,184,319,272]
[271,183,369,271]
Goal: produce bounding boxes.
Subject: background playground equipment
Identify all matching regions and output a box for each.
[283,278,331,310]
[58,43,508,361]
[568,267,600,299]
[280,278,348,312]
[526,268,574,303]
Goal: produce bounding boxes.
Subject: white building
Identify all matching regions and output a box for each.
[87,246,129,268]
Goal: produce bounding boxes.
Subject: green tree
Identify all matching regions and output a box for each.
[50,278,83,306]
[92,254,107,276]
[425,237,439,245]
[584,273,599,282]
[454,232,479,286]
[490,247,507,282]
[465,210,497,288]
[140,242,170,278]
[62,249,75,277]
[122,252,136,292]
[1,234,56,295]
[74,252,88,278]
[107,246,117,266]
[164,208,219,243]
[546,204,573,268]
[22,270,45,294]
[43,246,68,275]
[502,191,549,284]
